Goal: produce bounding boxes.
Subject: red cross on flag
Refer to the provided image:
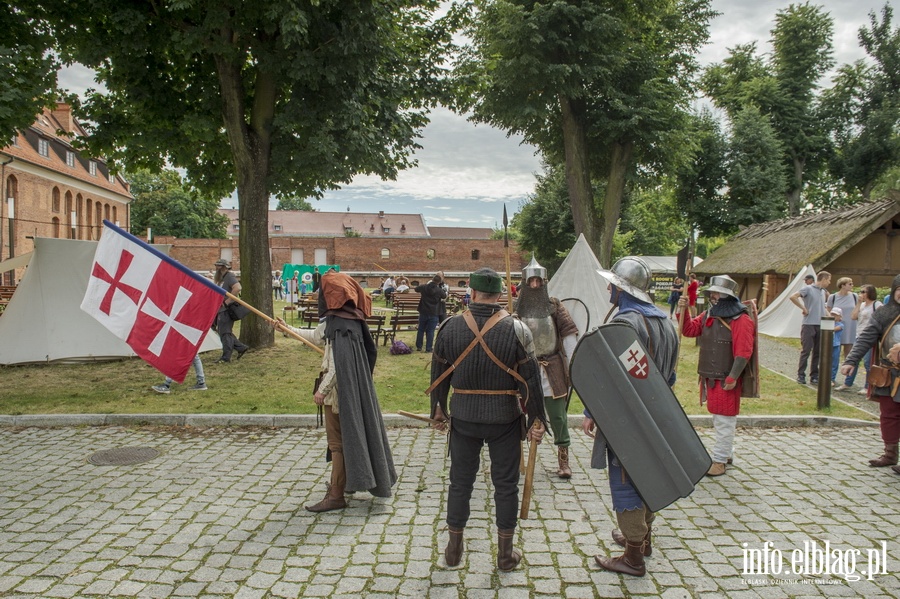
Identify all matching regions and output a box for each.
[81,221,226,382]
[618,340,650,380]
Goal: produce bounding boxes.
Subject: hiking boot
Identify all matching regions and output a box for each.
[796,376,806,385]
[810,377,819,384]
[151,384,170,394]
[189,382,208,391]
[869,443,898,467]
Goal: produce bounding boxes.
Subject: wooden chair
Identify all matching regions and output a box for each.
[383,313,421,346]
[365,314,386,346]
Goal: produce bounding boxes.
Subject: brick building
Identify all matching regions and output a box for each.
[1,104,133,284]
[159,209,527,285]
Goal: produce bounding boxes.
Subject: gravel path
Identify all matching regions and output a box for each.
[758,335,878,416]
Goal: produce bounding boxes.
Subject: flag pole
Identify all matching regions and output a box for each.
[503,205,513,312]
[226,292,324,355]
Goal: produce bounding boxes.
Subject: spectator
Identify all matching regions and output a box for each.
[686,273,699,317]
[848,284,881,394]
[415,274,447,352]
[790,271,831,385]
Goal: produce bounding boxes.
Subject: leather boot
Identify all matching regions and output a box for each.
[306,452,348,512]
[444,527,464,567]
[868,443,899,467]
[497,529,522,571]
[557,446,572,479]
[595,541,647,577]
[612,528,652,556]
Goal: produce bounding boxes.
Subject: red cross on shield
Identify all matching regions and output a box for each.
[618,340,649,379]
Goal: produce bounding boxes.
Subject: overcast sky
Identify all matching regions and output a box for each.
[59,0,892,228]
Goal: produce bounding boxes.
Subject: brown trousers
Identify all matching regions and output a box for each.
[325,406,343,455]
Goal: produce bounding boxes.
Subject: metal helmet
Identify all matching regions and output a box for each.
[704,275,739,299]
[522,255,547,282]
[597,257,652,303]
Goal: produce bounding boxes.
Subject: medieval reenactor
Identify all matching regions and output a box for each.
[428,267,546,571]
[840,274,900,472]
[276,272,397,512]
[678,275,758,477]
[514,256,579,478]
[582,257,680,577]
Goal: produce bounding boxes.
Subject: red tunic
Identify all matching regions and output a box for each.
[680,311,755,416]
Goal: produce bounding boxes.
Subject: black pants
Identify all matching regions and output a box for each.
[217,311,248,360]
[447,418,521,531]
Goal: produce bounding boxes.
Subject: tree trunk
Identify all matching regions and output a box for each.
[599,140,633,267]
[214,42,276,349]
[559,95,602,260]
[787,154,805,216]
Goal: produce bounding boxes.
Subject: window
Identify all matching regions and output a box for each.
[291,249,304,264]
[426,249,436,260]
[66,151,75,167]
[89,161,97,176]
[273,224,282,231]
[471,249,480,260]
[381,248,391,260]
[52,217,60,238]
[382,226,391,234]
[232,224,240,231]
[52,188,60,213]
[109,172,116,184]
[38,138,49,157]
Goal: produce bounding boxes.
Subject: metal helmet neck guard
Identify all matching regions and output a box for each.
[599,257,652,303]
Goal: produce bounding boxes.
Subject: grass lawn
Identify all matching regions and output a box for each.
[0,299,874,420]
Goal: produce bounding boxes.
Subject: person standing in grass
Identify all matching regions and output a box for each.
[151,354,207,393]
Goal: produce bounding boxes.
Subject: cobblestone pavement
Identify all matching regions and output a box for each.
[1,425,899,599]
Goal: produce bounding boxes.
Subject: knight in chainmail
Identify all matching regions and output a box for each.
[841,274,900,473]
[429,268,545,572]
[584,257,679,577]
[514,256,579,478]
[678,275,757,477]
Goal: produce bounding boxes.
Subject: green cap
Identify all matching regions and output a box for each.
[469,268,502,294]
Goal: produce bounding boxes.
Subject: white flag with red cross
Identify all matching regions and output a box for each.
[618,340,650,380]
[81,220,225,382]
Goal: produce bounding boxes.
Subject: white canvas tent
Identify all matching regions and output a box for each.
[0,237,221,365]
[547,234,613,336]
[756,265,816,338]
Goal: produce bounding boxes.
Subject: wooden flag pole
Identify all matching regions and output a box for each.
[225,292,324,355]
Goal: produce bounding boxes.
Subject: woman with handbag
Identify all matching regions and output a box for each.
[840,275,900,470]
[848,285,881,394]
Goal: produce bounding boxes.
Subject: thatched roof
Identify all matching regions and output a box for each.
[695,191,900,276]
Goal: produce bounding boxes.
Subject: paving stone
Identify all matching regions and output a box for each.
[0,425,896,598]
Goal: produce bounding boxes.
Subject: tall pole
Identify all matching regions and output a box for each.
[503,205,513,311]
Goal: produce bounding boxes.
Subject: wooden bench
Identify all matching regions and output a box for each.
[366,314,385,346]
[390,293,421,314]
[299,311,385,345]
[383,313,420,346]
[0,286,16,316]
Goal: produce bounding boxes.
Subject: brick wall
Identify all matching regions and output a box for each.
[163,235,527,276]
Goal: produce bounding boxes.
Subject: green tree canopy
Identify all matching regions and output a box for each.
[702,2,834,215]
[128,168,229,240]
[0,6,58,139]
[275,196,314,211]
[454,0,714,265]
[724,106,787,229]
[821,4,900,199]
[673,109,729,237]
[40,0,454,348]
